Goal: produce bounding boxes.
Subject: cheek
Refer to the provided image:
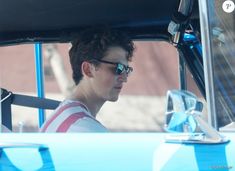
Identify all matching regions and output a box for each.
[96,71,116,89]
[102,74,116,86]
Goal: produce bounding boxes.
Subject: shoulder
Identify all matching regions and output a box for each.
[40,100,89,132]
[59,99,89,112]
[67,117,108,132]
[41,100,108,132]
[53,100,89,119]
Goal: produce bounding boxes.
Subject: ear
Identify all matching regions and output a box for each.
[81,61,94,77]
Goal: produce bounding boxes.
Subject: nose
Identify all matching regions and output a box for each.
[117,72,128,82]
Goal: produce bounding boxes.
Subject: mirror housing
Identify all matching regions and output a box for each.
[164,90,229,144]
[165,90,202,133]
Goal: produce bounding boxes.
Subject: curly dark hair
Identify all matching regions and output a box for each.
[69,26,134,85]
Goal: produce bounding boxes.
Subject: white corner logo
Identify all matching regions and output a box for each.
[222,0,235,13]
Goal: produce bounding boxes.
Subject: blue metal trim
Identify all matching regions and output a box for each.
[183,33,196,41]
[195,43,202,56]
[184,33,202,56]
[34,43,45,127]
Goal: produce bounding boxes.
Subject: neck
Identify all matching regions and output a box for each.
[68,84,105,118]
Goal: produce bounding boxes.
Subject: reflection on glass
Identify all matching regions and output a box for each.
[208,1,235,128]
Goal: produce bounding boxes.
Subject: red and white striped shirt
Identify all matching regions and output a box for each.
[40,100,108,132]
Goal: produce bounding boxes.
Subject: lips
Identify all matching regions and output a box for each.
[114,86,122,90]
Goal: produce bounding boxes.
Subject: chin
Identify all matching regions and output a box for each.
[109,96,119,102]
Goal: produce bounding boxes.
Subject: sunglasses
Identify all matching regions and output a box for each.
[92,58,133,75]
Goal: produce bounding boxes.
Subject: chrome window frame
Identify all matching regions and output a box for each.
[198,0,218,129]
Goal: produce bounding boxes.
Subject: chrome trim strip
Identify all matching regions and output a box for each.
[179,55,187,90]
[198,0,217,129]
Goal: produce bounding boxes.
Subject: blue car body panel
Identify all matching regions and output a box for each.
[0,133,234,171]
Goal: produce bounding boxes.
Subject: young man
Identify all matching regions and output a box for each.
[40,27,134,132]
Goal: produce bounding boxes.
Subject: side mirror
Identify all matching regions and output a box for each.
[165,90,202,133]
[164,90,229,144]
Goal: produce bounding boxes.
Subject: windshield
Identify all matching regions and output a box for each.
[202,0,235,129]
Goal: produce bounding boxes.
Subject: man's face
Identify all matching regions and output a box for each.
[91,46,132,101]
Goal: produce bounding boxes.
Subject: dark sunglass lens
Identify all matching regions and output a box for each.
[116,64,125,75]
[126,68,130,74]
[127,67,133,74]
